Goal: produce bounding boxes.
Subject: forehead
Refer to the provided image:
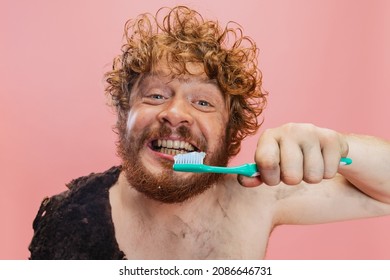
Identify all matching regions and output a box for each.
[145,60,219,86]
[138,71,219,88]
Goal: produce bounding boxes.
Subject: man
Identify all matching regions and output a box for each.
[29,6,390,259]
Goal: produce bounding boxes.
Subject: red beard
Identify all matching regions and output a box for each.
[117,120,230,203]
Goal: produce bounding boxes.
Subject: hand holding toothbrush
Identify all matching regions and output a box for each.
[238,123,351,187]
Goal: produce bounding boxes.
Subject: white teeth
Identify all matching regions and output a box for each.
[185,143,194,151]
[173,140,180,149]
[160,147,183,156]
[155,139,196,153]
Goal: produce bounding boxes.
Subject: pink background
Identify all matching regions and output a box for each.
[1,0,390,259]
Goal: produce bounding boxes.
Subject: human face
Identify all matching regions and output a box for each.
[117,68,230,203]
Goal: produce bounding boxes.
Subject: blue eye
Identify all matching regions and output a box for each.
[192,99,216,112]
[197,100,211,107]
[142,93,167,105]
[150,94,165,99]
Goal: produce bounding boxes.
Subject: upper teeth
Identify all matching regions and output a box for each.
[157,139,195,151]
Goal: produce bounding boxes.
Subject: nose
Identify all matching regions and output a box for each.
[157,97,194,127]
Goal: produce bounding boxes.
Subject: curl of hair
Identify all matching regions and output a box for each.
[105,6,267,157]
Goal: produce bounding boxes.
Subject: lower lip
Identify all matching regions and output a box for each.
[147,145,174,161]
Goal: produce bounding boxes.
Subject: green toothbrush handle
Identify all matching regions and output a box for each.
[173,157,351,177]
[208,163,259,177]
[173,163,259,177]
[340,157,352,165]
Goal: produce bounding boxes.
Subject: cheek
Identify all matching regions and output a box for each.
[126,110,140,133]
[126,107,151,132]
[199,114,228,144]
[126,107,155,134]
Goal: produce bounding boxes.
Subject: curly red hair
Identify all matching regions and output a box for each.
[105,6,267,157]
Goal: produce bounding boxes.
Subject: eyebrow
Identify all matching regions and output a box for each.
[142,71,219,87]
[176,75,219,86]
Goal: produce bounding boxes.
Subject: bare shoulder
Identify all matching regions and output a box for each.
[219,174,280,222]
[221,174,278,200]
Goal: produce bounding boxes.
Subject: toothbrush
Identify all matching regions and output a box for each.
[173,152,352,177]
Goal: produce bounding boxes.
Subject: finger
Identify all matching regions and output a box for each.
[237,175,263,188]
[319,129,347,179]
[322,143,341,179]
[255,133,281,186]
[302,142,324,183]
[280,140,303,185]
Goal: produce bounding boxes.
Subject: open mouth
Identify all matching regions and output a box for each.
[151,139,199,156]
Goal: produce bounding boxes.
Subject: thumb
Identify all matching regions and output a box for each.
[237,175,263,188]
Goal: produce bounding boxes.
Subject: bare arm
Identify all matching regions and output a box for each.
[338,134,390,204]
[273,175,390,225]
[239,123,390,225]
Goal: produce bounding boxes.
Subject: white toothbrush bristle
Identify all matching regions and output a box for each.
[173,152,206,164]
